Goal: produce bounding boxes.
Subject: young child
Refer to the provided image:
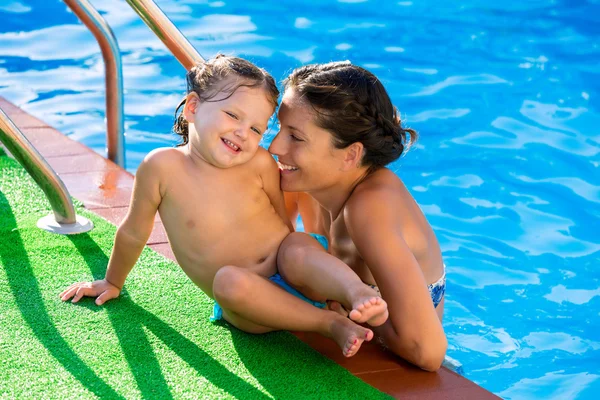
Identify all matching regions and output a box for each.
[60,55,385,357]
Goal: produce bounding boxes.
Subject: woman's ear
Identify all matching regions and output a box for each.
[342,142,364,170]
[182,92,200,122]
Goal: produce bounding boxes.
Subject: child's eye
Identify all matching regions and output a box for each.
[251,127,262,135]
[225,111,238,120]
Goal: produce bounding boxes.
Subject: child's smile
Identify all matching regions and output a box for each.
[221,137,242,153]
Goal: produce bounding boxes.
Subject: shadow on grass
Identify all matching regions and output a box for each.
[0,191,123,399]
[0,188,270,399]
[68,233,271,400]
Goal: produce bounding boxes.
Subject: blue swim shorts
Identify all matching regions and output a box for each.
[307,232,329,251]
[210,273,327,321]
[210,233,329,322]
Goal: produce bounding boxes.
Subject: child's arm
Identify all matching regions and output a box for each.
[60,150,165,305]
[258,149,294,232]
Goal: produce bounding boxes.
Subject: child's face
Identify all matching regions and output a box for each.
[184,83,274,169]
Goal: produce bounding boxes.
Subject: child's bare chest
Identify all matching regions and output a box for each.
[159,167,286,282]
[164,169,268,228]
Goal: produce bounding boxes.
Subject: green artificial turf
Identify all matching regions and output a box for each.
[0,149,389,399]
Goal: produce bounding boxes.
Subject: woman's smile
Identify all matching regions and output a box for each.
[277,161,299,173]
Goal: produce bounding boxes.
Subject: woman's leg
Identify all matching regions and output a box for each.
[212,265,373,357]
[277,232,388,326]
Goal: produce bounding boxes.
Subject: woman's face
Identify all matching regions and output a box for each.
[269,89,347,193]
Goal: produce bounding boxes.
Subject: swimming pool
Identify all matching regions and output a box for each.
[1,0,599,398]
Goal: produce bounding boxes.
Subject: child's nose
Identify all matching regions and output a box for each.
[233,126,248,139]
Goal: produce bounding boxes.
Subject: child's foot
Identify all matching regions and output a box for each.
[327,300,349,317]
[330,317,374,357]
[348,287,389,327]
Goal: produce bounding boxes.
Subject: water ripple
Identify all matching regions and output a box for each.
[452,116,600,156]
[544,285,600,305]
[0,26,92,60]
[513,174,600,203]
[498,371,600,400]
[410,108,471,123]
[405,74,509,97]
[0,1,31,13]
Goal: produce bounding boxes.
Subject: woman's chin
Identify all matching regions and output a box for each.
[280,181,297,192]
[280,174,302,192]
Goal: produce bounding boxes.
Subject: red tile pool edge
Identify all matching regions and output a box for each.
[0,97,499,399]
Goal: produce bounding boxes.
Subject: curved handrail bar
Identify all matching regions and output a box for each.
[0,108,76,224]
[125,0,205,69]
[63,0,125,167]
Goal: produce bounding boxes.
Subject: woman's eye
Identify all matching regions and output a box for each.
[290,134,303,142]
[225,111,238,120]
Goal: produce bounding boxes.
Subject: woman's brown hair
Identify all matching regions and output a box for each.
[173,54,279,146]
[285,61,417,172]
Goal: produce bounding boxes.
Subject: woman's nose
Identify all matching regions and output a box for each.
[268,131,283,155]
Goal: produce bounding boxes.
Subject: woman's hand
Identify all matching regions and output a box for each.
[59,279,121,306]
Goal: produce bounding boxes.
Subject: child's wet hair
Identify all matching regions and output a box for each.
[284,61,418,173]
[173,54,279,146]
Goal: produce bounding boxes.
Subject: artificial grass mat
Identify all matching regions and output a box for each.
[0,149,390,399]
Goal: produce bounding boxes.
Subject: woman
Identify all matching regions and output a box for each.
[269,61,447,371]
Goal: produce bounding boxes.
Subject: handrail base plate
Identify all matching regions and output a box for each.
[37,214,94,235]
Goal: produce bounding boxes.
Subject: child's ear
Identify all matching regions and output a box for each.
[182,92,200,122]
[341,142,364,171]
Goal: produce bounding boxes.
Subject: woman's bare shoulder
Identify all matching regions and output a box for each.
[351,168,406,204]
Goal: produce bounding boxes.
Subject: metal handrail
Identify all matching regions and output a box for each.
[0,109,93,234]
[63,0,125,168]
[62,0,205,168]
[0,0,204,235]
[125,0,205,69]
[0,109,74,222]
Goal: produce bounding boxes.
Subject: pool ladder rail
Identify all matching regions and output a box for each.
[0,0,203,235]
[0,109,94,234]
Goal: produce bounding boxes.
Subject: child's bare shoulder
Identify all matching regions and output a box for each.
[249,147,278,172]
[135,147,186,186]
[140,147,185,171]
[144,147,184,163]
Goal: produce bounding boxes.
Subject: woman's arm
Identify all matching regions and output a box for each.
[344,188,447,371]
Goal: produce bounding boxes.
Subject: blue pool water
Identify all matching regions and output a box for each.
[1,0,599,398]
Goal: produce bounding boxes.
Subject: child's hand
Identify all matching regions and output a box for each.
[59,279,121,306]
